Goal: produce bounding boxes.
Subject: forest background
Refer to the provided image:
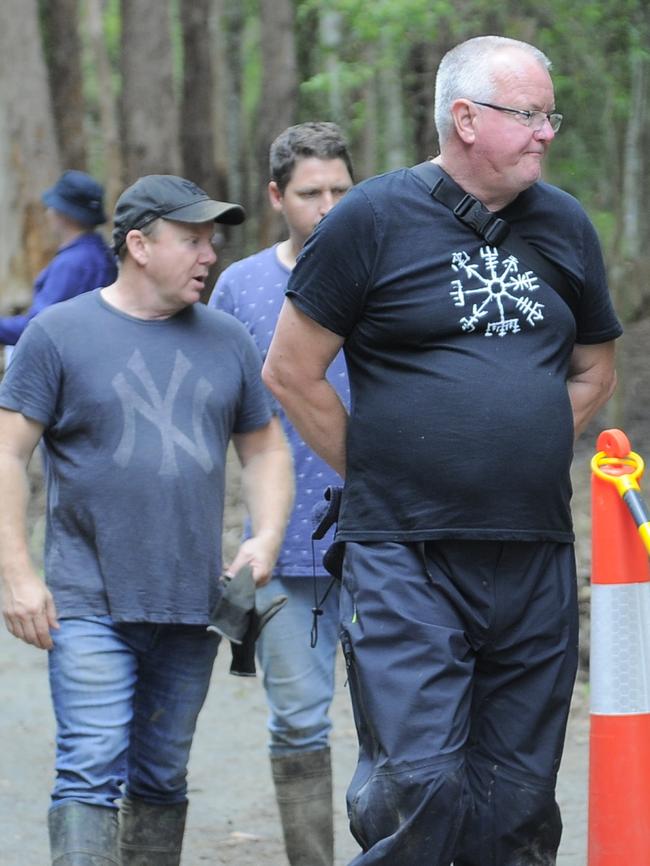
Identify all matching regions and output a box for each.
[0,0,649,425]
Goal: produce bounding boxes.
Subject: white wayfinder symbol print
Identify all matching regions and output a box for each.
[450,245,544,337]
[112,349,214,476]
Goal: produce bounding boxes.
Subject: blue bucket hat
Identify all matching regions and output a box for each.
[42,170,107,226]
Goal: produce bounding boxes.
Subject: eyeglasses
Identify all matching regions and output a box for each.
[471,100,563,133]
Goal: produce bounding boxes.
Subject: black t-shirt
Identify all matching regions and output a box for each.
[287,168,622,543]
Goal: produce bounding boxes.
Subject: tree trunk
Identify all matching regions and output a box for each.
[255,0,298,247]
[84,0,123,209]
[610,27,649,324]
[0,0,60,310]
[407,42,441,163]
[210,0,231,202]
[211,0,249,266]
[119,0,180,182]
[320,10,343,123]
[41,0,87,171]
[358,45,379,181]
[179,0,217,194]
[621,42,647,261]
[379,37,406,170]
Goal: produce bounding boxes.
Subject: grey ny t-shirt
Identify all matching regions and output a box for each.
[0,289,272,623]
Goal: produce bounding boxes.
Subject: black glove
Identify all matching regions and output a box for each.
[229,593,288,677]
[207,564,287,676]
[207,564,257,644]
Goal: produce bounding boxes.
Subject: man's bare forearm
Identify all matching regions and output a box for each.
[0,449,36,579]
[568,375,617,440]
[262,298,347,476]
[273,378,347,478]
[567,341,617,441]
[231,418,295,585]
[0,410,57,648]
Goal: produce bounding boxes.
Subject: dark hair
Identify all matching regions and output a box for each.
[270,122,354,193]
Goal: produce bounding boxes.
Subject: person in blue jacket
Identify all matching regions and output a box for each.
[0,170,117,355]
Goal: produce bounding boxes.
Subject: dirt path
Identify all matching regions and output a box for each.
[0,623,588,866]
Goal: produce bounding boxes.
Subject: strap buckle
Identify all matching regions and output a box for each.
[453,194,510,246]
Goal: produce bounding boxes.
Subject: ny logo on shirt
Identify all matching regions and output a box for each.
[112,349,213,476]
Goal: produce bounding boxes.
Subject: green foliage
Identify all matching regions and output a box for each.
[300,0,454,42]
[33,0,648,292]
[103,0,121,65]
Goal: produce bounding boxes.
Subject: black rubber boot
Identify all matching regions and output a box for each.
[271,747,334,866]
[118,796,187,866]
[48,801,119,865]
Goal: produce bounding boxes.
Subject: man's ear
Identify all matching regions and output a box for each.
[124,229,149,266]
[451,98,478,144]
[268,181,284,214]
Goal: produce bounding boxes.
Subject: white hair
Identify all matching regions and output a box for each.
[434,35,552,145]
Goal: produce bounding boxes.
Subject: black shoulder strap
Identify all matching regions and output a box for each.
[411,161,580,321]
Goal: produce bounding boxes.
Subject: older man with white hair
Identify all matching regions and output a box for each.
[263,35,622,866]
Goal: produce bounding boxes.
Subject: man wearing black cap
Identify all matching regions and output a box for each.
[0,175,294,865]
[0,170,117,356]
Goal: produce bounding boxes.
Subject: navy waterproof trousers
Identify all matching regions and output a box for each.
[339,540,579,866]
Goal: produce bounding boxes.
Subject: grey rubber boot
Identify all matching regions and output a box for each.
[271,747,334,866]
[118,795,187,866]
[48,801,119,865]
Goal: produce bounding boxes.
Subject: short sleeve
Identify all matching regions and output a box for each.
[0,321,62,426]
[287,186,380,337]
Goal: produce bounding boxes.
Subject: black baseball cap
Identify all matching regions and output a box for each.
[42,170,107,226]
[112,174,246,253]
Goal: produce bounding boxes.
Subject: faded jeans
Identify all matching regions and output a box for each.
[48,616,219,809]
[256,575,340,755]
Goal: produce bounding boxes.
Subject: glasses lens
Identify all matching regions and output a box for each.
[530,111,563,132]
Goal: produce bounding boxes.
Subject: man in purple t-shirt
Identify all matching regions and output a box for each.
[210,122,353,866]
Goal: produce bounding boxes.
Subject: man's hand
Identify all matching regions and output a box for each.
[0,408,51,648]
[2,569,59,649]
[226,531,284,587]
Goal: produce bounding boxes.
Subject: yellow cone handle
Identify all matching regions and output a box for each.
[591,431,650,556]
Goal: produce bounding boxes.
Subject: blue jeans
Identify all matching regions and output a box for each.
[256,576,340,755]
[48,616,219,809]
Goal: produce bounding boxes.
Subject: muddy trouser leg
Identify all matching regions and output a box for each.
[451,541,579,866]
[339,540,578,866]
[339,541,472,866]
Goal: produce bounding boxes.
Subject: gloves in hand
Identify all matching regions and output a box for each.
[207,564,287,676]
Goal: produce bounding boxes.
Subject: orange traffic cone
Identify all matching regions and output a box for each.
[588,429,650,865]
